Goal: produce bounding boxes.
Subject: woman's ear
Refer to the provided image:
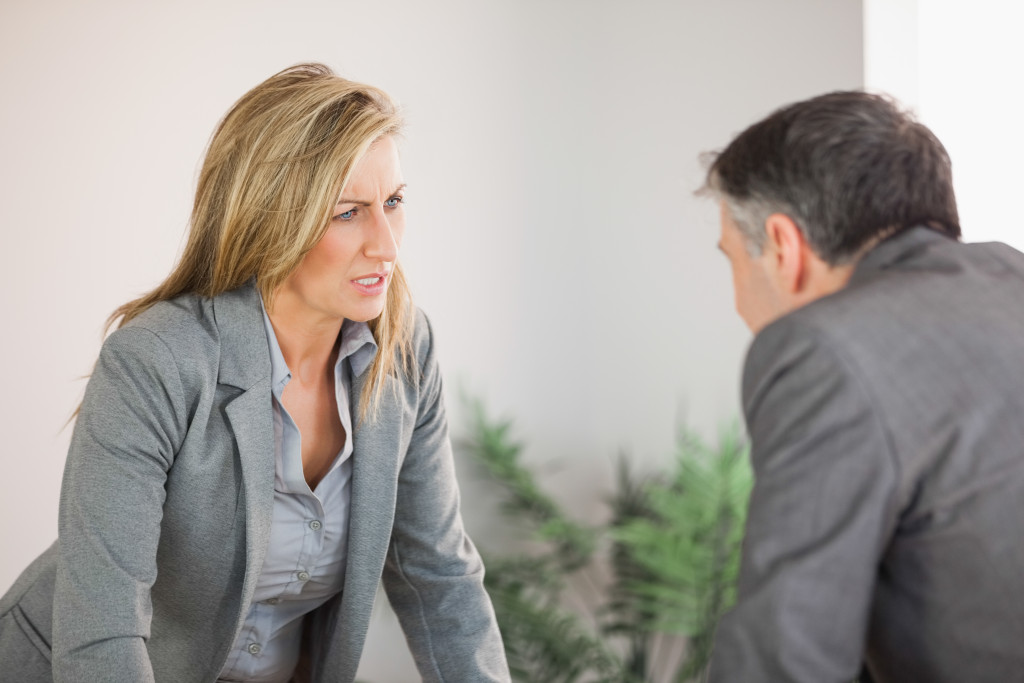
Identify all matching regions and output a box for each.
[763,213,809,295]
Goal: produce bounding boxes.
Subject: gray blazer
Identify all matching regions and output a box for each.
[0,282,509,682]
[709,227,1024,682]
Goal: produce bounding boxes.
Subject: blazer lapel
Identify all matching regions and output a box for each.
[335,368,405,653]
[224,380,276,611]
[211,283,277,627]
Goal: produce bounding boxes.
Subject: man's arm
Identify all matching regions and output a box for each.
[709,318,899,682]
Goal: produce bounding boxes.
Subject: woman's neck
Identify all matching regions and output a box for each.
[265,290,343,386]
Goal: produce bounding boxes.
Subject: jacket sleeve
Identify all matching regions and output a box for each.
[708,319,899,683]
[380,313,510,682]
[52,326,187,683]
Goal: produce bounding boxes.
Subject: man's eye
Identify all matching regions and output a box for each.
[384,196,404,208]
[334,208,356,221]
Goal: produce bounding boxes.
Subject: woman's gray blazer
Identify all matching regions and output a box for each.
[0,282,509,682]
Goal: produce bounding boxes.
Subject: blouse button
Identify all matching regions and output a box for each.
[297,571,311,582]
[248,643,262,655]
[309,520,322,531]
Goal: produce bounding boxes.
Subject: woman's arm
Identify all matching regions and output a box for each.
[381,312,510,682]
[53,326,187,683]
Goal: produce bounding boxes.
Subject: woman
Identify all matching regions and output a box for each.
[0,64,509,683]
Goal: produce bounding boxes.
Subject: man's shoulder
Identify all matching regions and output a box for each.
[744,233,1024,410]
[770,234,1024,347]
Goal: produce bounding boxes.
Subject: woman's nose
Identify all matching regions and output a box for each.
[364,208,399,263]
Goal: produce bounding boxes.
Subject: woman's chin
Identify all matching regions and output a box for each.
[342,301,387,323]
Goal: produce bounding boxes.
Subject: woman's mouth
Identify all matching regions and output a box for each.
[350,273,389,296]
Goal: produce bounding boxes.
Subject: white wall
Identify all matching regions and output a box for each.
[917,1,1024,248]
[0,1,862,680]
[863,0,919,109]
[864,0,1024,249]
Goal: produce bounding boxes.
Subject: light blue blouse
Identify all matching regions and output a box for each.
[218,301,376,683]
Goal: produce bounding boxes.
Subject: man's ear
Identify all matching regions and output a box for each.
[763,213,809,294]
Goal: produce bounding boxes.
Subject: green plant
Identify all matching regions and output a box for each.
[460,397,753,683]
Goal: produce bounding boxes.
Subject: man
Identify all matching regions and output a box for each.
[704,92,1024,682]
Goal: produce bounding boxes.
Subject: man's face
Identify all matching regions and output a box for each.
[718,202,785,334]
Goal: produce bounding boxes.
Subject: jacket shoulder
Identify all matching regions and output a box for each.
[410,306,434,359]
[108,293,221,396]
[122,292,217,346]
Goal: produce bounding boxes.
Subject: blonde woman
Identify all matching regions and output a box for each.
[0,64,509,683]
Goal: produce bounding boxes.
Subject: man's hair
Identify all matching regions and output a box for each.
[703,91,960,264]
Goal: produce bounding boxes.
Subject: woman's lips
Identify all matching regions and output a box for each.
[350,272,389,296]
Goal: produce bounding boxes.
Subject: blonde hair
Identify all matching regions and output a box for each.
[109,63,413,420]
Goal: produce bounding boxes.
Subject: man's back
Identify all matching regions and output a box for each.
[713,227,1024,682]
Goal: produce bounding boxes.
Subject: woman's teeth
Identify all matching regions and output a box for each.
[356,277,381,285]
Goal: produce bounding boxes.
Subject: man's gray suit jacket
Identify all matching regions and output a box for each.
[709,227,1024,682]
[0,282,509,682]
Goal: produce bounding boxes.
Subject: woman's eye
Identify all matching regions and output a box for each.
[384,196,404,208]
[334,208,356,221]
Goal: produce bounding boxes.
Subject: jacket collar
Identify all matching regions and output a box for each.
[848,225,957,288]
[211,281,273,391]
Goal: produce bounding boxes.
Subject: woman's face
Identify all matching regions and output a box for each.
[280,135,406,324]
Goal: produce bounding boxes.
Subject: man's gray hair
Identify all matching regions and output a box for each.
[701,91,960,265]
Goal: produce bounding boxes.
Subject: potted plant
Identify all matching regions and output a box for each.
[459,397,752,683]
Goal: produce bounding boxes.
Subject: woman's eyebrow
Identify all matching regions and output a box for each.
[337,183,407,206]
